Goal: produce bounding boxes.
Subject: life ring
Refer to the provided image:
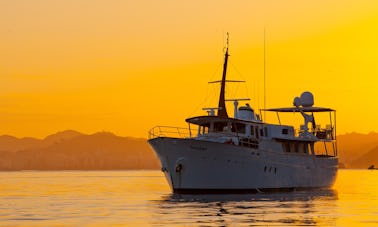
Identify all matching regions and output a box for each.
[175,163,183,173]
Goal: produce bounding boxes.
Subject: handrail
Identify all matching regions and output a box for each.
[295,126,335,141]
[148,126,197,139]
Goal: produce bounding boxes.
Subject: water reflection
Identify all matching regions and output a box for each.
[162,189,337,202]
[152,190,338,226]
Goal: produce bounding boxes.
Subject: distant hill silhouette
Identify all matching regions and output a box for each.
[351,146,378,168]
[0,130,377,170]
[337,132,378,168]
[0,130,160,170]
[0,135,40,152]
[43,130,84,146]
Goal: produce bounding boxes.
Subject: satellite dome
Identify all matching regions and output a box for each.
[293,97,301,107]
[300,92,314,107]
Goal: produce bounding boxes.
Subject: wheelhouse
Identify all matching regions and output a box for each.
[186,116,268,139]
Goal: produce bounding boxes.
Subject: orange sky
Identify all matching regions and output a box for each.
[1,0,378,138]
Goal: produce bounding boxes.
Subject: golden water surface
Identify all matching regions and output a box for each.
[0,170,377,226]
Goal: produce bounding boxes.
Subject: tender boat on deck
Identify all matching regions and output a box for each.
[148,40,338,193]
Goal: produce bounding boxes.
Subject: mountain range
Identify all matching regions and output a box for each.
[0,130,377,170]
[0,130,159,170]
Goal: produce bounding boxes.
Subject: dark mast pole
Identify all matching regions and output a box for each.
[217,33,229,117]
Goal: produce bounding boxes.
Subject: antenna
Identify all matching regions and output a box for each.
[217,32,230,117]
[226,32,230,49]
[263,28,267,121]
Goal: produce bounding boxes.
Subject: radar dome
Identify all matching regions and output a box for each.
[293,97,301,107]
[300,92,314,107]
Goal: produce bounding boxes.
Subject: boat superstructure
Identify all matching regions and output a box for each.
[148,38,338,193]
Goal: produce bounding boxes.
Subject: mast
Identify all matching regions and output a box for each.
[263,28,266,121]
[217,33,230,117]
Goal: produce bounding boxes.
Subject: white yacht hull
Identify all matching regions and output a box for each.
[148,137,338,193]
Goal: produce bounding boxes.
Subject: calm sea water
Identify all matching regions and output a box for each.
[0,170,377,227]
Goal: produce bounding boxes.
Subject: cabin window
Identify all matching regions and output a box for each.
[213,123,222,132]
[282,128,288,135]
[260,128,264,137]
[250,126,254,135]
[290,143,298,153]
[201,126,209,134]
[299,143,307,154]
[283,142,290,152]
[283,142,308,154]
[264,127,268,137]
[232,123,246,134]
[255,127,259,139]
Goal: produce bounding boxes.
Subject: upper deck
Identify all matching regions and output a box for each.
[148,112,337,157]
[185,113,335,143]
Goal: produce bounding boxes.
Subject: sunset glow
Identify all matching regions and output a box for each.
[1,0,378,138]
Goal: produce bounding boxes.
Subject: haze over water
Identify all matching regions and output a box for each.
[0,170,377,226]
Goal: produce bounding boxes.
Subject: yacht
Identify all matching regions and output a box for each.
[148,40,338,193]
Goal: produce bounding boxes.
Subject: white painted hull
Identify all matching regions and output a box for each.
[148,137,338,192]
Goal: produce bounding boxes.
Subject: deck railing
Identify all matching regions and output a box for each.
[294,125,335,141]
[148,126,197,139]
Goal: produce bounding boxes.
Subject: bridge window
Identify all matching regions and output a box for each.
[200,126,209,134]
[214,122,227,132]
[232,123,246,134]
[282,142,310,154]
[299,143,306,154]
[283,142,290,152]
[290,143,295,153]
